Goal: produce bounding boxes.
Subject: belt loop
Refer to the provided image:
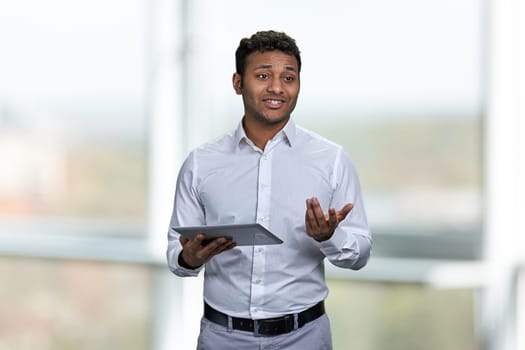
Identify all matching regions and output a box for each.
[293,313,299,330]
[227,315,233,333]
[253,320,260,337]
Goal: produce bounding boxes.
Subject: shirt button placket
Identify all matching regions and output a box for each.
[250,152,272,317]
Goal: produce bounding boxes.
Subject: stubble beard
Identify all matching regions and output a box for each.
[252,110,290,126]
[246,96,298,127]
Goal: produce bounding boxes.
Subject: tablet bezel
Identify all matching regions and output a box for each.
[172,223,283,246]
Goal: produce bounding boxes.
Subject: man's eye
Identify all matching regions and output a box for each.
[283,76,295,81]
[257,74,269,79]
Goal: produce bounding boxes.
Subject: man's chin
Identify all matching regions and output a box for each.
[256,114,290,126]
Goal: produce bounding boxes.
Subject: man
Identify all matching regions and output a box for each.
[167,30,371,349]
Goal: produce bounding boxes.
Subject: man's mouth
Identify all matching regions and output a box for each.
[264,98,285,108]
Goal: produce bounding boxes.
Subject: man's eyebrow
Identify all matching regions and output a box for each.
[254,64,273,70]
[253,64,298,72]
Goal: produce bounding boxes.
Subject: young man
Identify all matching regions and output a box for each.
[167,30,371,349]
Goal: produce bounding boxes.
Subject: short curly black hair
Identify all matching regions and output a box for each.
[235,30,302,78]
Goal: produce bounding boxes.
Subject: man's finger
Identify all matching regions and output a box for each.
[201,237,233,257]
[337,203,353,222]
[305,198,320,229]
[179,235,189,245]
[211,239,237,256]
[328,207,338,229]
[189,233,205,247]
[312,198,326,222]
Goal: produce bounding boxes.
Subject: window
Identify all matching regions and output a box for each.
[183,0,483,260]
[179,1,484,347]
[0,257,151,349]
[0,2,152,349]
[0,0,147,236]
[1,0,522,349]
[326,279,476,350]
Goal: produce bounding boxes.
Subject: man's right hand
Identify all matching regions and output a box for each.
[178,233,236,269]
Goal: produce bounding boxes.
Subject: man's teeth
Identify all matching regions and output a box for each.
[268,100,281,105]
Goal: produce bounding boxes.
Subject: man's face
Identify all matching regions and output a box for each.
[233,50,300,127]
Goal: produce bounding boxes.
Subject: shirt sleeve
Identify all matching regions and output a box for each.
[320,149,372,270]
[166,151,206,277]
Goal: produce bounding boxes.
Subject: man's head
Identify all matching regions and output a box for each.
[235,30,302,81]
[232,30,301,133]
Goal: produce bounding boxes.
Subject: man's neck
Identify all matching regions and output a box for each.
[242,117,289,150]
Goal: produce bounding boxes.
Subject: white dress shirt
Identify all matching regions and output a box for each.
[167,119,371,319]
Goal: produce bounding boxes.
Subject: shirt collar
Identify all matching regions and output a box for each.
[281,119,297,147]
[233,118,297,151]
[233,121,249,150]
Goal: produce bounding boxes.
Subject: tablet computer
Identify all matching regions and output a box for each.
[172,223,283,246]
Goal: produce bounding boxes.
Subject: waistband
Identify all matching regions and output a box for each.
[203,301,325,337]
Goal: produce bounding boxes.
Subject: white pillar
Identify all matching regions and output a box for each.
[147,0,186,260]
[146,0,198,349]
[482,0,524,349]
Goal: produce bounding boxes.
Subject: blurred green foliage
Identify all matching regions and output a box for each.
[327,279,477,350]
[303,117,481,188]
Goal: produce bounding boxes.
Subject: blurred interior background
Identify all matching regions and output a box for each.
[0,0,523,349]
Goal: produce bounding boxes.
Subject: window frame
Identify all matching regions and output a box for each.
[1,0,523,349]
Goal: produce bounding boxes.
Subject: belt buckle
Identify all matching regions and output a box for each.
[254,314,296,337]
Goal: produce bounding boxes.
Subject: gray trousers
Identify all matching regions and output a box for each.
[196,313,333,350]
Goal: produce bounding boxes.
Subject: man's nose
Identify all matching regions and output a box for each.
[267,78,284,94]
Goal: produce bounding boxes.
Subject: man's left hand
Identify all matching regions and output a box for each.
[305,197,353,242]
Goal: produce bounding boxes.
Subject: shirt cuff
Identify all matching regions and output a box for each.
[170,250,204,277]
[319,226,359,258]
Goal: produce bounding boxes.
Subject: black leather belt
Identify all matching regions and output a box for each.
[204,301,325,336]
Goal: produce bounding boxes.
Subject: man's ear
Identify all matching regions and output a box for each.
[232,73,242,94]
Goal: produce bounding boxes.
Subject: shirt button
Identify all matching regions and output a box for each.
[252,308,260,313]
